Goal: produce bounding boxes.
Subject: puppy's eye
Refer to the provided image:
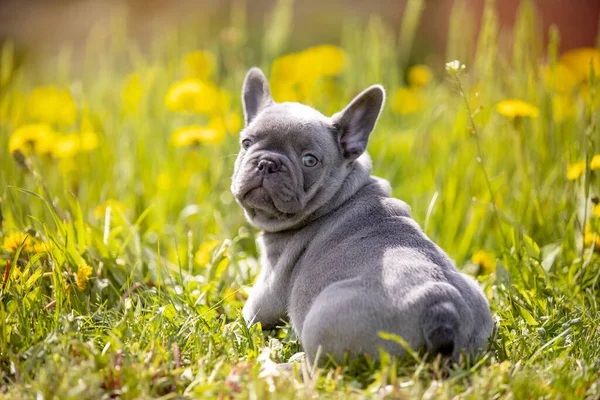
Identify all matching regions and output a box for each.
[302,154,318,167]
[241,139,252,150]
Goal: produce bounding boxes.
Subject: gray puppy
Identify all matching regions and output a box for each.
[231,67,494,365]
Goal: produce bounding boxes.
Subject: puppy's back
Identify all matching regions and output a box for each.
[289,176,493,363]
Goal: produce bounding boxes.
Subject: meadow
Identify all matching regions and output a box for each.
[1,0,599,398]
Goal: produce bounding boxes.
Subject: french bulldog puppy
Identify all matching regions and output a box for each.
[231,67,494,365]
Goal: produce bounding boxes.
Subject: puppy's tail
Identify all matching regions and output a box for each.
[421,301,460,357]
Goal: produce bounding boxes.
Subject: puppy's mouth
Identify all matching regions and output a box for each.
[243,186,273,210]
[235,176,303,218]
[232,153,305,219]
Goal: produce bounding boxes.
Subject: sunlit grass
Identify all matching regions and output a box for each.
[0,0,599,398]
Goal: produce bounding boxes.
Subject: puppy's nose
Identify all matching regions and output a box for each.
[257,158,281,174]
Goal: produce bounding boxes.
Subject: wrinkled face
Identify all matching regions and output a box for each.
[231,104,344,230]
[231,67,385,232]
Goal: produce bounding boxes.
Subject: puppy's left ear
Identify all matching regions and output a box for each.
[331,85,385,160]
[242,67,274,126]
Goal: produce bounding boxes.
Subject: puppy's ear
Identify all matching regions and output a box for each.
[331,85,385,160]
[242,67,274,126]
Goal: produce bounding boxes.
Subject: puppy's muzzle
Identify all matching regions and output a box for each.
[257,157,281,175]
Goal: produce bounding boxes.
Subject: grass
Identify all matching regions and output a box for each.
[1,0,599,398]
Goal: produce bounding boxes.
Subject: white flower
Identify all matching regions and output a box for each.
[445,60,466,73]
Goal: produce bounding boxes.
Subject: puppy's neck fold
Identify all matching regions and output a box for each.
[308,155,378,220]
[280,153,389,231]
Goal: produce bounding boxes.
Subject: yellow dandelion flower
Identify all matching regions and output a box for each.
[271,45,346,86]
[271,53,302,84]
[11,266,21,281]
[121,73,144,114]
[314,79,341,102]
[80,131,99,151]
[75,263,93,291]
[182,50,216,80]
[408,64,433,87]
[51,131,99,159]
[542,63,578,93]
[593,204,600,218]
[584,225,600,251]
[560,48,600,83]
[165,78,219,114]
[224,112,242,134]
[391,87,425,115]
[2,232,32,253]
[80,113,97,133]
[270,81,299,103]
[171,125,223,147]
[207,112,241,136]
[300,45,346,77]
[207,117,227,138]
[34,242,53,254]
[551,94,576,122]
[93,199,126,220]
[496,99,539,120]
[590,154,600,171]
[567,161,586,180]
[194,240,221,266]
[472,250,496,274]
[9,123,56,156]
[52,134,80,159]
[217,88,232,114]
[28,85,77,126]
[297,79,319,103]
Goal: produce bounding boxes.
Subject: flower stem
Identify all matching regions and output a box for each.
[452,73,508,248]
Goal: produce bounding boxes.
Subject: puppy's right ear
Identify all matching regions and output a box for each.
[331,85,385,160]
[242,67,274,126]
